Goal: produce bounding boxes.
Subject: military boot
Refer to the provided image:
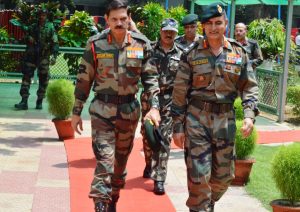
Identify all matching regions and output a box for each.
[95,201,108,212]
[107,195,119,212]
[14,98,28,110]
[35,98,43,110]
[143,165,151,178]
[153,181,165,195]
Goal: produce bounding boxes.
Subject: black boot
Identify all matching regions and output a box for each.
[143,165,151,178]
[14,98,28,110]
[209,202,215,212]
[95,201,107,212]
[153,181,165,195]
[35,98,43,110]
[108,195,119,212]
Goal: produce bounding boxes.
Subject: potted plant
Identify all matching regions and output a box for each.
[231,120,258,186]
[46,79,75,140]
[270,143,300,212]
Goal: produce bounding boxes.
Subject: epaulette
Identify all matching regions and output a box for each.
[175,42,185,51]
[247,38,258,45]
[226,38,247,52]
[88,29,109,43]
[183,41,199,55]
[131,31,152,50]
[174,35,183,42]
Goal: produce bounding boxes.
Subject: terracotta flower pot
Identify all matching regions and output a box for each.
[270,199,300,212]
[52,119,75,141]
[231,159,255,186]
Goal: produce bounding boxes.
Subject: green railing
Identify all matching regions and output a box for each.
[0,44,85,81]
[256,67,283,115]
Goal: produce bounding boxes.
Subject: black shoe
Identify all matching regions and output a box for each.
[209,202,215,212]
[14,98,28,110]
[143,165,151,178]
[95,201,107,212]
[107,195,118,212]
[35,99,43,110]
[154,181,165,195]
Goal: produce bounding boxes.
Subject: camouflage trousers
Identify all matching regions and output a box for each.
[19,53,50,99]
[184,108,236,211]
[89,99,140,203]
[140,92,173,182]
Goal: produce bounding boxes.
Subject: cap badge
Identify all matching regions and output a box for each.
[217,5,223,14]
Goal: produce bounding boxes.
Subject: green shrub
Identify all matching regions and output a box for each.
[234,97,243,121]
[287,86,300,117]
[235,120,257,160]
[138,2,168,41]
[271,143,300,206]
[46,79,75,120]
[58,11,97,75]
[167,5,187,36]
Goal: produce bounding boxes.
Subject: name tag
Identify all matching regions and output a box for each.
[191,58,209,66]
[97,53,114,59]
[226,53,242,65]
[127,47,144,59]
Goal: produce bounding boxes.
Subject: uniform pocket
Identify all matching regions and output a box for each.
[97,58,114,78]
[126,58,142,76]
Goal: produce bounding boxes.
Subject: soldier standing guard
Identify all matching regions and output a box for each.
[234,22,263,70]
[175,14,203,50]
[140,18,182,195]
[71,1,160,212]
[15,8,58,110]
[171,3,259,212]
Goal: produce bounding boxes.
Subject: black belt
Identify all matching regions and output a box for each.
[192,100,233,113]
[159,88,173,96]
[95,94,136,104]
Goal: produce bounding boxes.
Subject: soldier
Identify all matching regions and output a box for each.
[14,8,58,110]
[234,22,263,69]
[71,1,160,212]
[140,18,182,195]
[175,14,202,50]
[171,3,259,212]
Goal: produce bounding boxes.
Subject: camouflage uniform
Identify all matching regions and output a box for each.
[140,41,182,181]
[20,21,58,100]
[171,37,259,211]
[175,34,202,50]
[72,30,160,203]
[238,38,263,69]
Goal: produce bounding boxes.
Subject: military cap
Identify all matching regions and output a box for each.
[161,18,178,32]
[201,2,225,23]
[144,119,166,152]
[182,14,198,26]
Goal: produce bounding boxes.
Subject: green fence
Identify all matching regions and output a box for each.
[0,44,84,81]
[256,67,283,115]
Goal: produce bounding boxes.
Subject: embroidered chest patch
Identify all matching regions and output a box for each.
[97,53,114,59]
[191,58,209,66]
[127,47,144,59]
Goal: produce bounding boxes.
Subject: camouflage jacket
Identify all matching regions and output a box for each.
[238,38,263,69]
[25,21,58,58]
[73,30,160,116]
[150,40,182,105]
[172,37,259,133]
[175,34,203,51]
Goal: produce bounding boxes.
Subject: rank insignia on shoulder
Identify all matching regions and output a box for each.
[127,47,144,59]
[191,58,209,66]
[97,53,114,59]
[226,53,242,65]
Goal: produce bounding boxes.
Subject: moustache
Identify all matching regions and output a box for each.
[165,36,172,39]
[115,26,125,29]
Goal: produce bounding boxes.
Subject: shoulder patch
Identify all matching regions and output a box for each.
[131,31,152,50]
[247,39,257,44]
[227,38,247,52]
[88,29,109,42]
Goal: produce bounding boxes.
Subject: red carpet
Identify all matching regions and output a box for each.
[257,130,300,144]
[64,137,176,212]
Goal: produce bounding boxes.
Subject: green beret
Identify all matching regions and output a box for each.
[182,14,198,26]
[201,2,225,23]
[144,119,165,152]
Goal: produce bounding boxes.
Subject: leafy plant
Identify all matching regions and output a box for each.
[287,86,300,117]
[248,18,292,60]
[235,120,257,160]
[0,27,18,72]
[138,2,168,41]
[167,5,187,36]
[234,97,243,121]
[46,79,75,120]
[58,10,96,75]
[271,143,300,206]
[0,27,9,44]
